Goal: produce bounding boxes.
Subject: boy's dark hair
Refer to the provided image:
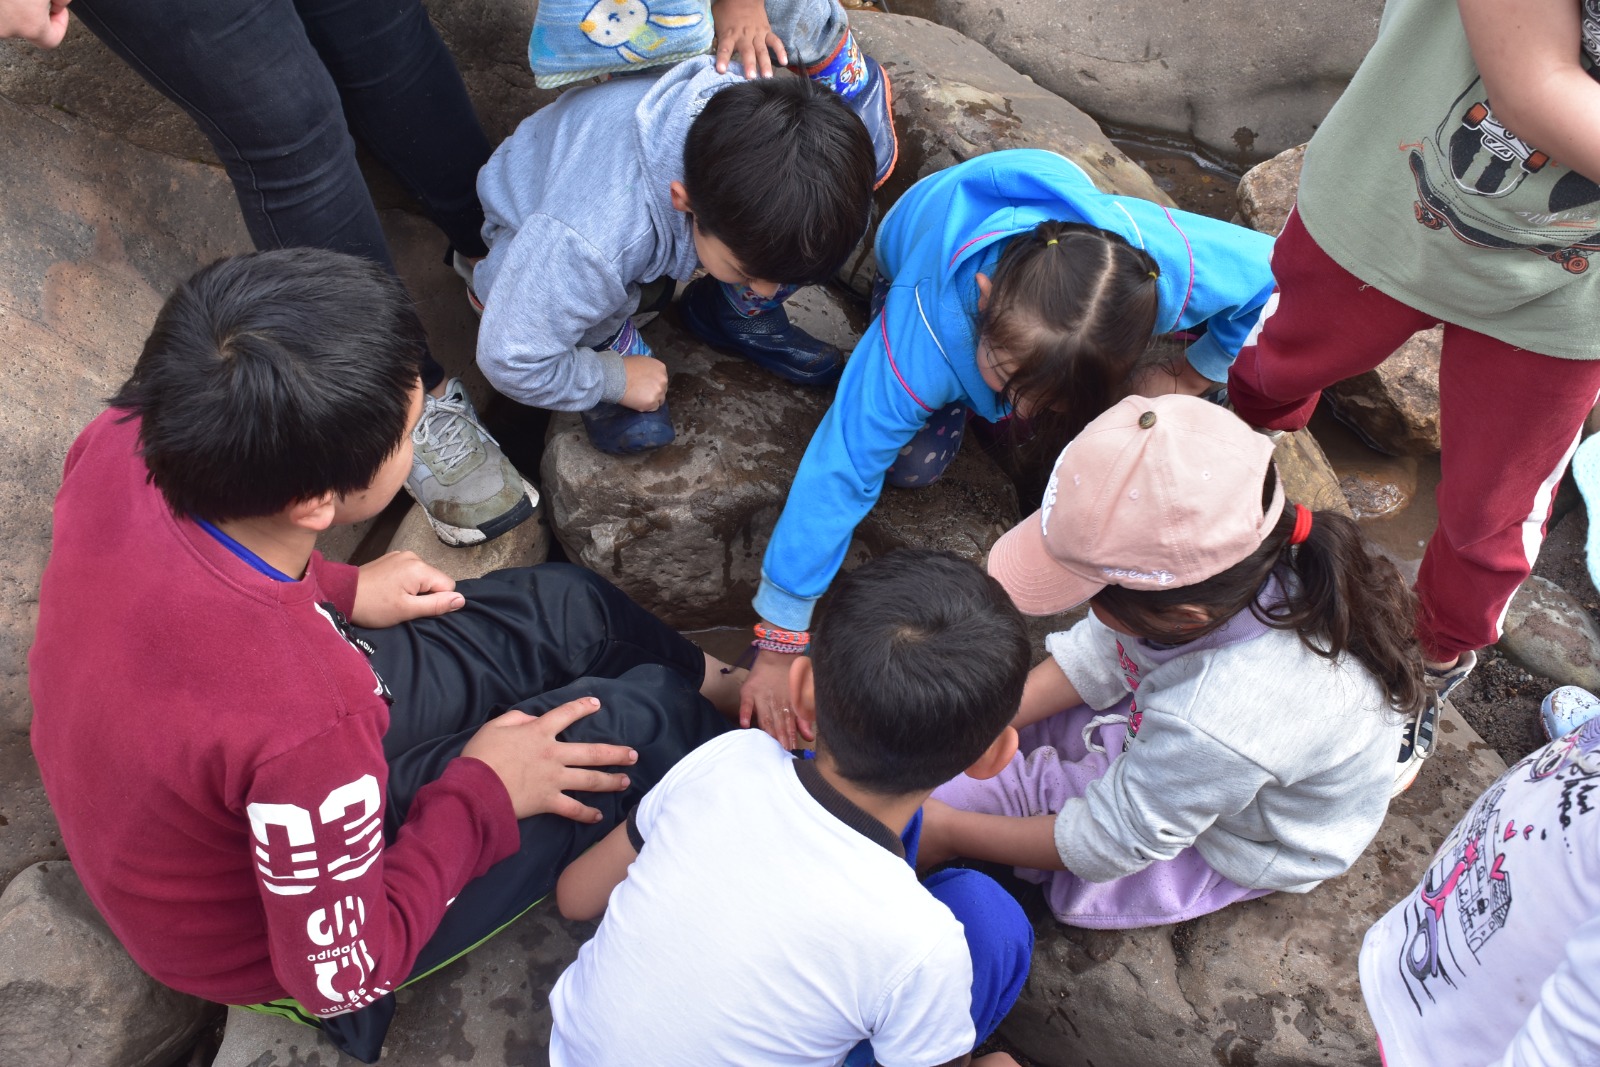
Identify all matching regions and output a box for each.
[1093,466,1428,715]
[683,74,876,286]
[109,248,426,522]
[811,549,1030,795]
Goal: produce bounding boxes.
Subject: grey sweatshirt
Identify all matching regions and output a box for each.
[1049,587,1403,893]
[474,58,741,411]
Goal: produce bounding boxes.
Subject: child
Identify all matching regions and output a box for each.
[920,395,1424,928]
[472,61,875,455]
[549,550,1035,1067]
[740,148,1277,745]
[27,249,739,1062]
[1226,0,1600,706]
[1360,691,1600,1065]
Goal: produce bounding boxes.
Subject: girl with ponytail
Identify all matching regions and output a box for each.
[922,395,1423,928]
[741,149,1277,745]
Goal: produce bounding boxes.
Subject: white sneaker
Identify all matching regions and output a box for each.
[406,378,537,546]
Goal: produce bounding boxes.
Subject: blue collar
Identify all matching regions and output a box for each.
[193,517,297,582]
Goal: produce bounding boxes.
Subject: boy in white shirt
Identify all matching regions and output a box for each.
[549,549,1035,1066]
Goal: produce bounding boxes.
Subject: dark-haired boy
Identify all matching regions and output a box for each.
[472,60,877,455]
[550,549,1034,1067]
[28,249,737,1062]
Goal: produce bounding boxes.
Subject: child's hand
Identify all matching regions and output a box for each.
[351,551,465,628]
[0,0,71,48]
[711,0,786,78]
[738,649,814,750]
[461,697,637,822]
[619,355,669,411]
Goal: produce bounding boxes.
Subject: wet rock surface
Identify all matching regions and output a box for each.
[543,294,1020,629]
[0,861,217,1067]
[1002,703,1505,1067]
[890,0,1383,162]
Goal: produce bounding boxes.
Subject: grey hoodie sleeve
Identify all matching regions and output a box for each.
[1054,710,1276,883]
[1045,617,1133,712]
[476,213,630,411]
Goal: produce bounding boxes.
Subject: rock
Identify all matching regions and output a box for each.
[1337,458,1418,523]
[1003,701,1505,1067]
[1236,147,1444,458]
[1497,575,1600,693]
[542,295,1020,629]
[316,518,379,566]
[1325,329,1444,457]
[212,902,595,1067]
[0,861,217,1067]
[385,498,552,580]
[891,0,1382,163]
[839,10,1173,295]
[1236,144,1306,237]
[1273,429,1353,518]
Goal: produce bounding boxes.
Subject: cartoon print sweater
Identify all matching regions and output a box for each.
[1360,718,1600,1066]
[754,149,1277,631]
[28,412,520,1015]
[1297,0,1600,358]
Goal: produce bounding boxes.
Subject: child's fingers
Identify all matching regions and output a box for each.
[766,31,786,69]
[560,768,632,795]
[558,741,639,768]
[715,35,735,73]
[547,794,606,824]
[751,37,772,78]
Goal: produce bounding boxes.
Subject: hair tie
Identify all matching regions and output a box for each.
[1046,238,1059,247]
[1148,271,1159,280]
[1288,503,1313,545]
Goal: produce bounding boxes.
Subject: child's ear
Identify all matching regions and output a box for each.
[669,180,692,215]
[975,272,992,314]
[1167,604,1215,633]
[287,492,338,534]
[964,725,1018,781]
[789,655,816,725]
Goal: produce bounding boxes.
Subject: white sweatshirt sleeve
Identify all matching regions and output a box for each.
[1487,906,1600,1067]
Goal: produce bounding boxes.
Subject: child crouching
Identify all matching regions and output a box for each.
[550,550,1035,1067]
[924,394,1427,928]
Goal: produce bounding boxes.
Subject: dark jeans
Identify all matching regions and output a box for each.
[74,0,493,386]
[313,565,726,1060]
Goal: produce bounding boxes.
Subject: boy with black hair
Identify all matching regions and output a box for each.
[28,248,739,1062]
[550,549,1035,1067]
[471,62,876,455]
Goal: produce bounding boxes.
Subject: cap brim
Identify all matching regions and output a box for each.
[985,509,1105,616]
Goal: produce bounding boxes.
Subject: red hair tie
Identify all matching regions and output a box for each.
[1288,503,1313,545]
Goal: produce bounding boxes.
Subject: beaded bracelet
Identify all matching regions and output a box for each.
[754,623,810,655]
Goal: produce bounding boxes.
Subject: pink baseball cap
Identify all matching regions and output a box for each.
[987,394,1285,615]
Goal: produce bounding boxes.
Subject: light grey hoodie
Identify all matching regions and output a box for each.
[1049,583,1404,893]
[474,58,741,411]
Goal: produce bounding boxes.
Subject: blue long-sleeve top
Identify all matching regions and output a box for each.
[754,149,1277,631]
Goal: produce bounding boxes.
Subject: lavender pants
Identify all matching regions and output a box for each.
[933,698,1271,928]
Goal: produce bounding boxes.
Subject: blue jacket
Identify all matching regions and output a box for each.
[755,149,1277,630]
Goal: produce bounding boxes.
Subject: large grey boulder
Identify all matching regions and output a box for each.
[0,861,217,1067]
[891,0,1383,162]
[1498,574,1600,694]
[542,291,1019,629]
[839,11,1171,294]
[1236,145,1443,458]
[1003,703,1506,1067]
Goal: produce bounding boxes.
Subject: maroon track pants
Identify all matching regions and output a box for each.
[1227,207,1600,662]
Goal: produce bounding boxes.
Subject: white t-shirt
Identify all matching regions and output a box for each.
[549,730,977,1067]
[1360,718,1600,1066]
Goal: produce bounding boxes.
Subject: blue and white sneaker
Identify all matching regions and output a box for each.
[1541,686,1600,741]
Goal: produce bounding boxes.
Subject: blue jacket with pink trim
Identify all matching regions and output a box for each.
[754,149,1276,631]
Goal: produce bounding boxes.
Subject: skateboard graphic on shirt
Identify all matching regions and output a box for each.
[1406,0,1600,274]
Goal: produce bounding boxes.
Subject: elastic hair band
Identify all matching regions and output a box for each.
[1148,271,1159,279]
[1288,503,1313,545]
[1046,238,1059,247]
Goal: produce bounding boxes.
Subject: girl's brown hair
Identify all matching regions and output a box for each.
[1091,468,1427,714]
[983,220,1162,453]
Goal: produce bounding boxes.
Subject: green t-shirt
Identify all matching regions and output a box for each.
[1298,0,1600,359]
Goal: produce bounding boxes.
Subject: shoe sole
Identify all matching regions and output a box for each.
[414,479,540,548]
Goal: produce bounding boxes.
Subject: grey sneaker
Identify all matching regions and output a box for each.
[406,379,538,546]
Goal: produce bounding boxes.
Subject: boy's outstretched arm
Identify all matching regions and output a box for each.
[556,820,640,921]
[1014,657,1085,731]
[1458,0,1600,184]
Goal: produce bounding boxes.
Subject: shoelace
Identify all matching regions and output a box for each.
[413,391,485,477]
